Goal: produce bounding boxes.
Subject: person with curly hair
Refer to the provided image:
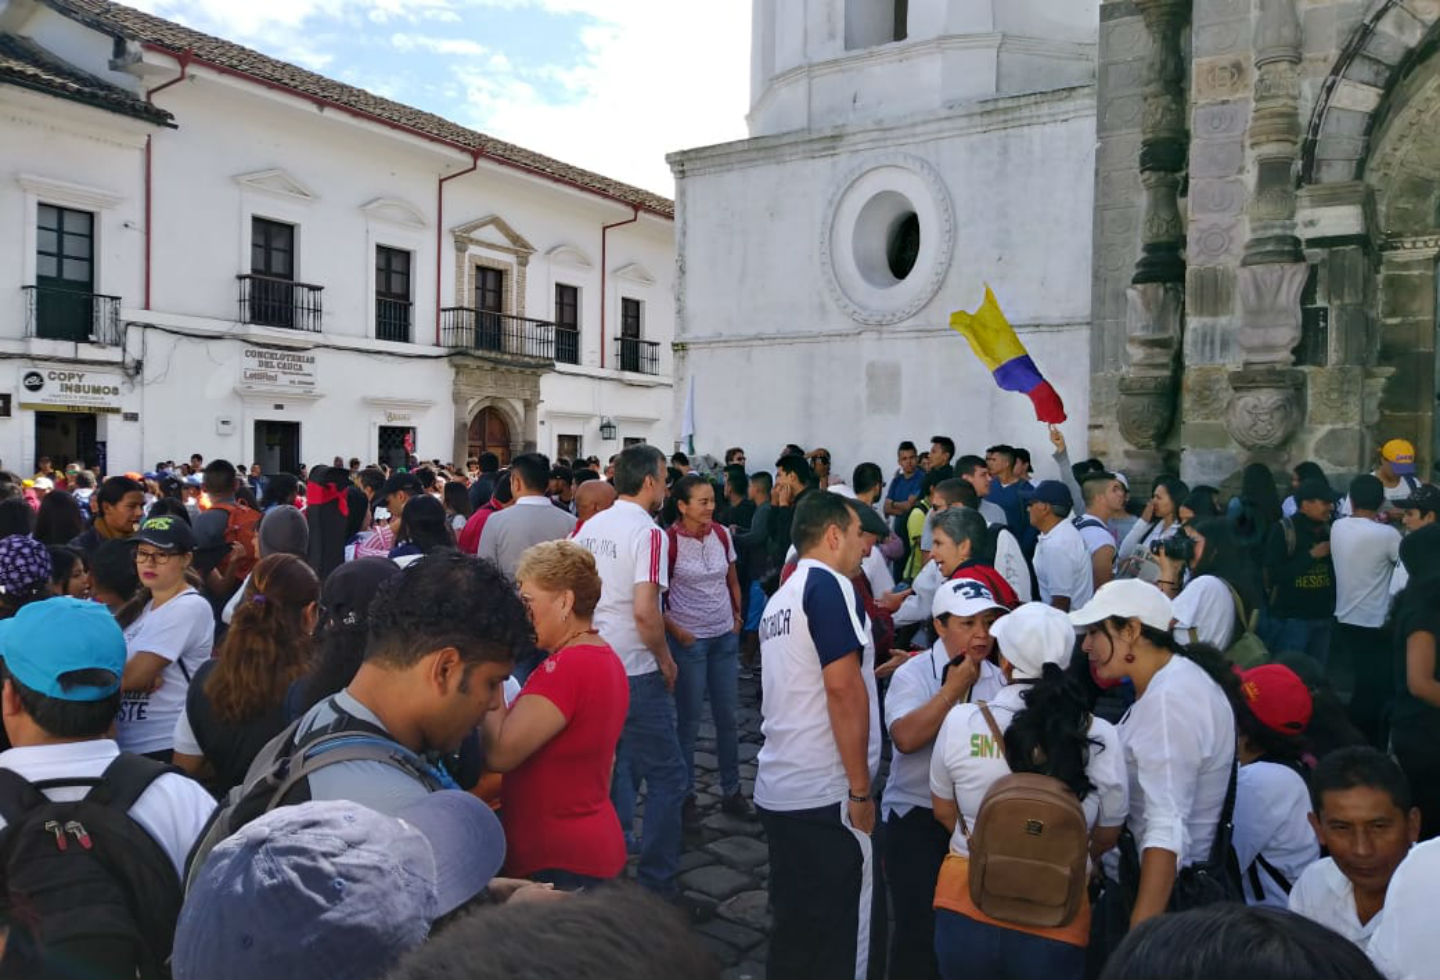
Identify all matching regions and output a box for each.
[172,553,320,792]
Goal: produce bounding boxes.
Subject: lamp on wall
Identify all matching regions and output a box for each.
[599,417,617,441]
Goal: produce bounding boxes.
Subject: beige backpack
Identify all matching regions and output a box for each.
[959,702,1091,929]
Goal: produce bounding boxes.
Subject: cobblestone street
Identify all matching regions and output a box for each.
[626,673,771,979]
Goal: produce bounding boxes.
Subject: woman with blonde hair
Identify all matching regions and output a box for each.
[172,552,320,791]
[483,539,629,889]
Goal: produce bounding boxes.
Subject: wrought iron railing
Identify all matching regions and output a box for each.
[22,285,122,344]
[440,308,557,361]
[555,326,580,365]
[237,273,323,332]
[375,296,413,343]
[614,336,660,375]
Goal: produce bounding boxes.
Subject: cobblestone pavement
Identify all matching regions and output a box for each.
[625,671,771,980]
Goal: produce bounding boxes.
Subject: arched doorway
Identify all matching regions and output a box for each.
[468,406,512,464]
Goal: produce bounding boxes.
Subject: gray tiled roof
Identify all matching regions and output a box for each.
[0,31,173,125]
[41,0,674,217]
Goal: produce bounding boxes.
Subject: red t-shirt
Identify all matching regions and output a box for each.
[458,501,500,555]
[500,642,630,879]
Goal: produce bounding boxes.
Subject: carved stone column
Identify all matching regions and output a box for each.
[1119,282,1184,468]
[1133,0,1191,286]
[1227,263,1307,449]
[1243,0,1304,266]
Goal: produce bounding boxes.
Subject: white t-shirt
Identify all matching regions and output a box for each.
[0,740,215,877]
[894,559,942,633]
[1337,474,1421,518]
[754,559,879,812]
[1289,857,1382,946]
[118,588,215,755]
[1034,518,1094,609]
[1073,515,1118,557]
[667,527,738,638]
[1109,655,1235,872]
[1172,575,1237,650]
[881,641,1005,819]
[991,525,1033,603]
[1232,761,1320,907]
[862,545,895,603]
[574,499,667,676]
[1367,838,1440,980]
[929,683,1128,858]
[1331,516,1402,628]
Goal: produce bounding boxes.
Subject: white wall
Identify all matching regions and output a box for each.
[673,87,1095,478]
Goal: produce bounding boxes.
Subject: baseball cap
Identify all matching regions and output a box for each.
[0,534,52,597]
[1020,480,1073,509]
[1112,471,1130,491]
[1397,483,1440,513]
[1382,438,1417,476]
[932,577,1007,620]
[0,596,126,701]
[31,476,53,491]
[381,472,424,499]
[992,602,1076,680]
[173,793,506,980]
[846,499,890,537]
[1294,479,1335,504]
[1069,578,1174,632]
[133,515,195,553]
[1237,664,1312,735]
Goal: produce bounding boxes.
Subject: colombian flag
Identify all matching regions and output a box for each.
[949,286,1067,424]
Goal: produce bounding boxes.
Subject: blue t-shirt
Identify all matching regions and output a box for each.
[888,470,925,533]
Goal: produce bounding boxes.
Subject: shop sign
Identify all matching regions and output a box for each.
[17,365,124,414]
[241,347,318,391]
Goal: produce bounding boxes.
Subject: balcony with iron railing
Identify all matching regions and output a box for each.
[376,296,413,343]
[555,325,580,365]
[22,285,122,345]
[440,308,559,365]
[614,336,660,375]
[237,274,323,332]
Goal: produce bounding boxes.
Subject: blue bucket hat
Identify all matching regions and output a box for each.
[0,596,125,700]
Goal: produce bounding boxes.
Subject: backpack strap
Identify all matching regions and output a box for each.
[266,732,443,809]
[957,702,1009,842]
[87,754,177,811]
[1281,517,1296,559]
[666,524,678,582]
[0,767,49,828]
[1207,759,1239,868]
[1222,580,1251,637]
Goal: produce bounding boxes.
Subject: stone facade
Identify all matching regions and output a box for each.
[1093,0,1440,489]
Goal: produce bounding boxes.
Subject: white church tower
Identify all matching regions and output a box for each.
[669,0,1100,474]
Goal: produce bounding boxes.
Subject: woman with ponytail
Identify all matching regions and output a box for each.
[929,603,1129,979]
[1071,579,1237,928]
[172,552,320,792]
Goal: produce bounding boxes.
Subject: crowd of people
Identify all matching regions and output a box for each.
[0,431,1434,980]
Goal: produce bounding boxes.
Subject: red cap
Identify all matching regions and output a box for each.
[1238,664,1312,734]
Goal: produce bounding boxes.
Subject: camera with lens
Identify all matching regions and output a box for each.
[1149,533,1196,563]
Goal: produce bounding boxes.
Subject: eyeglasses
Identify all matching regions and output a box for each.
[134,549,177,566]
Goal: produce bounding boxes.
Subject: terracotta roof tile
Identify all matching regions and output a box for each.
[41,0,674,217]
[0,31,172,125]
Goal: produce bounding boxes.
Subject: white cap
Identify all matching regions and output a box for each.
[1068,579,1174,633]
[991,603,1076,680]
[32,477,54,490]
[931,577,1007,620]
[1112,471,1130,491]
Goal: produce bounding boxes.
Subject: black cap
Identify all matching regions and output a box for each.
[133,515,195,553]
[380,473,423,499]
[846,498,891,537]
[1020,480,1073,508]
[1397,484,1440,513]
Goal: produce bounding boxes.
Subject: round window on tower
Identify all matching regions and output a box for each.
[887,212,920,280]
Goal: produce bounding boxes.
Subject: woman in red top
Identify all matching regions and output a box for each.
[931,507,1020,608]
[483,539,629,889]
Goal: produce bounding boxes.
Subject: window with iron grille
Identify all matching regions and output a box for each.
[376,246,412,343]
[555,283,579,364]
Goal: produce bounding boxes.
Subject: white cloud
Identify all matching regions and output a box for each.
[449,1,752,195]
[390,33,491,57]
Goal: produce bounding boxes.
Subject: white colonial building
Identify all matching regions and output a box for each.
[0,0,674,476]
[669,0,1098,477]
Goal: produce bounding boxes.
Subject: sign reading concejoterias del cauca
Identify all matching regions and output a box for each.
[18,364,125,414]
[240,346,318,392]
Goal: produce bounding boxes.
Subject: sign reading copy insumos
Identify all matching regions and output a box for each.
[241,346,318,392]
[18,365,125,413]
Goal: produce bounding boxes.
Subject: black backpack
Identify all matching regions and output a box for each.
[0,754,183,980]
[183,698,443,892]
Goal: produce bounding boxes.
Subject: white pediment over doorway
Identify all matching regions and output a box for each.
[546,242,594,269]
[361,197,427,229]
[232,168,315,202]
[613,261,656,286]
[452,214,535,255]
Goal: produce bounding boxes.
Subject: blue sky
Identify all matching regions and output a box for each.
[126,0,752,196]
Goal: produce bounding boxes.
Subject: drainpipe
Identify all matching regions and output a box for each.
[143,49,192,310]
[600,206,640,369]
[436,150,483,344]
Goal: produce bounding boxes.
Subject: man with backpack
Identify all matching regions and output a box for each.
[186,553,531,879]
[0,597,216,978]
[1075,472,1128,590]
[193,459,260,601]
[1337,438,1422,524]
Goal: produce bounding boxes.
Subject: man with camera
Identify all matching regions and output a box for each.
[1261,479,1337,662]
